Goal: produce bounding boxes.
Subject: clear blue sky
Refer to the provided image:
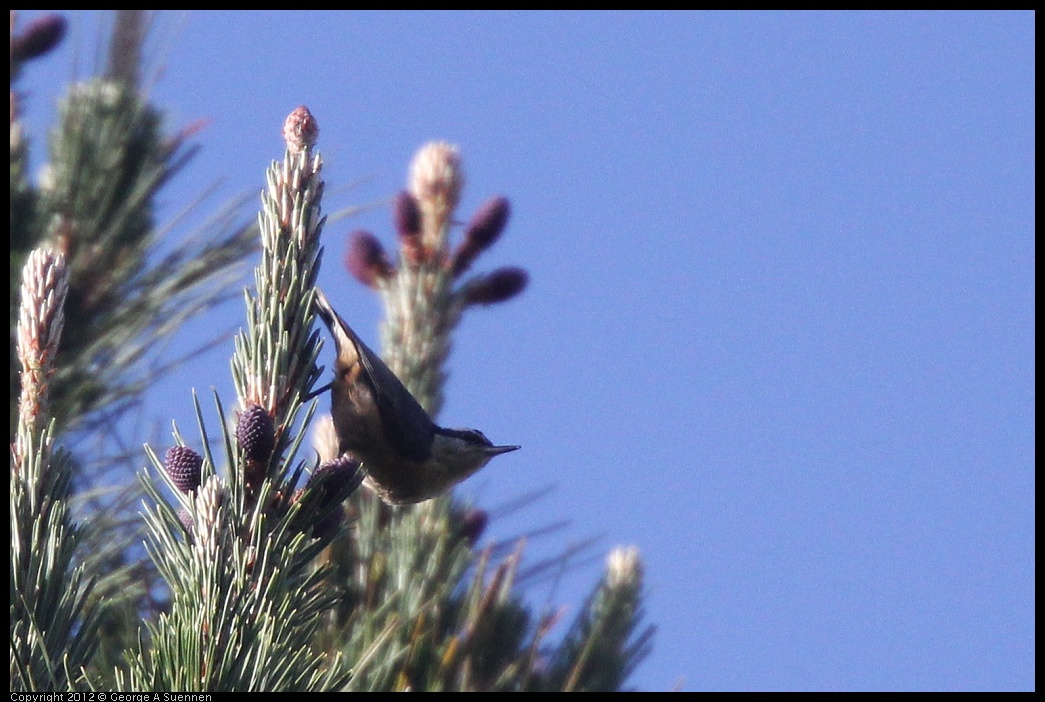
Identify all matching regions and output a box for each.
[20,11,1034,691]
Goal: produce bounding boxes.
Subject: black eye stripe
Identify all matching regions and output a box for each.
[435,427,492,445]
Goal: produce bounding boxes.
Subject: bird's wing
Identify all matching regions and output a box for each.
[314,288,435,462]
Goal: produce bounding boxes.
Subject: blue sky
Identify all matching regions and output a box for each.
[18,11,1034,691]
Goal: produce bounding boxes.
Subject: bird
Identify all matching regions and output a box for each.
[312,287,519,504]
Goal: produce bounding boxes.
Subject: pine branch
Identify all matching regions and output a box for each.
[125,107,361,692]
[545,546,655,691]
[11,247,101,692]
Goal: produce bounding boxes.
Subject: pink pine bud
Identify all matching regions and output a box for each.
[282,105,318,154]
[394,191,427,265]
[302,456,363,538]
[409,141,464,214]
[459,507,489,545]
[11,14,66,62]
[236,404,276,464]
[164,446,203,494]
[345,230,394,288]
[461,267,529,306]
[451,197,511,277]
[393,190,421,238]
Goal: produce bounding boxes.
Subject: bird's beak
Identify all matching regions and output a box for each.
[486,445,521,456]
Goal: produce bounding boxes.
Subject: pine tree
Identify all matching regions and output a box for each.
[10,11,653,692]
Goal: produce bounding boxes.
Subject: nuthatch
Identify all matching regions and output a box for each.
[312,288,519,504]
